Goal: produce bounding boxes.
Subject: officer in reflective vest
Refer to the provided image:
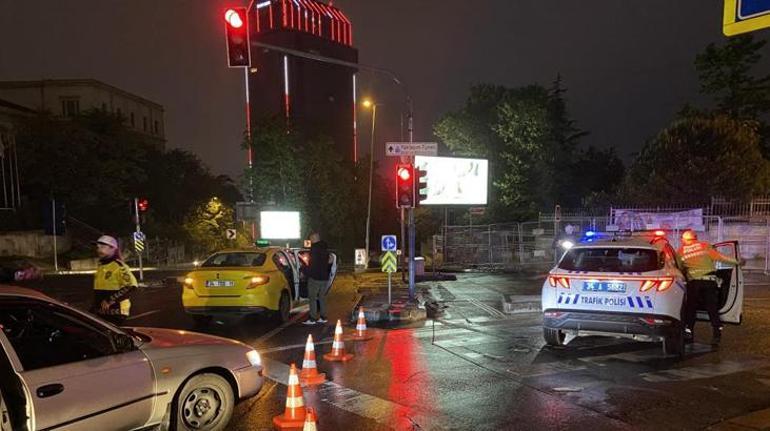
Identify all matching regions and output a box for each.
[91,235,138,325]
[677,230,739,345]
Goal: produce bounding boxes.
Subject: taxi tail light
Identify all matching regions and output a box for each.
[184,277,194,289]
[246,275,270,288]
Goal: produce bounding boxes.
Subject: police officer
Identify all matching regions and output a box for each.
[677,230,740,345]
[91,235,138,326]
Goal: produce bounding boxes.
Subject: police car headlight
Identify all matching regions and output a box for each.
[560,240,575,250]
[246,349,261,367]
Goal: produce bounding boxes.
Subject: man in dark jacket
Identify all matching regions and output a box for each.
[303,232,331,325]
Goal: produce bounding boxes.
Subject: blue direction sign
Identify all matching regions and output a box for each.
[724,0,770,35]
[133,231,146,242]
[381,235,397,252]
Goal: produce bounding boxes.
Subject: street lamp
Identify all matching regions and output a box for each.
[362,98,379,262]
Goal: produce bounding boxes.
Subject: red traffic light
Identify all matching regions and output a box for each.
[138,198,149,213]
[398,166,411,181]
[396,164,415,208]
[225,9,244,28]
[224,7,250,68]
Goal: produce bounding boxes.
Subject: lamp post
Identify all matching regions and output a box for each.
[362,98,379,262]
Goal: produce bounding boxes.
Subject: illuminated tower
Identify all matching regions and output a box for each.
[248,0,359,161]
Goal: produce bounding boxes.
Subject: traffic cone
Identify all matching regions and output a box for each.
[272,364,306,429]
[323,319,354,362]
[302,407,318,431]
[348,307,373,341]
[299,334,327,386]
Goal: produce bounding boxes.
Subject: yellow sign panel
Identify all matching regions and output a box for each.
[381,251,397,273]
[724,0,770,36]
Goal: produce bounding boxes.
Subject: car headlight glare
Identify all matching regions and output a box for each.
[246,349,261,367]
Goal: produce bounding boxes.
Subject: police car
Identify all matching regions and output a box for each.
[542,230,744,356]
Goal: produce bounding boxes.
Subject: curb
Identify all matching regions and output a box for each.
[501,294,542,314]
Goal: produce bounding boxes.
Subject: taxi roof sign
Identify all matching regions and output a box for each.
[724,0,770,36]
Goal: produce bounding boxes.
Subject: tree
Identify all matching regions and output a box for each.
[622,114,770,205]
[14,109,241,242]
[242,117,393,259]
[434,79,613,220]
[183,197,250,253]
[695,35,770,119]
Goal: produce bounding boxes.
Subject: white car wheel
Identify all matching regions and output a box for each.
[174,374,234,431]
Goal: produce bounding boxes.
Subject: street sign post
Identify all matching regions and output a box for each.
[385,142,438,157]
[381,235,397,252]
[381,250,397,304]
[724,0,770,35]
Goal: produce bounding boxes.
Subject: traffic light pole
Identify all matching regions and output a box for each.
[134,198,144,281]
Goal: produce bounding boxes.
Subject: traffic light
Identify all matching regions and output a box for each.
[396,163,414,208]
[137,198,149,213]
[224,7,250,68]
[415,167,428,207]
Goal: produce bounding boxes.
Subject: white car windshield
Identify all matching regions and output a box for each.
[559,247,661,273]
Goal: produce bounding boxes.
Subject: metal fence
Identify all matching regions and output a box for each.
[441,214,770,273]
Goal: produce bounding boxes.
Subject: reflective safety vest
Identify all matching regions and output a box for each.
[677,241,738,280]
[94,259,137,316]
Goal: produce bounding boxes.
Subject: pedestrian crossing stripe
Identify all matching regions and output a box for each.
[381,251,397,273]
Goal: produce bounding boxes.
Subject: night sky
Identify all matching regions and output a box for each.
[0,1,765,180]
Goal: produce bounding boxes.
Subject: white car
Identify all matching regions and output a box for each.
[542,232,744,356]
[0,286,264,431]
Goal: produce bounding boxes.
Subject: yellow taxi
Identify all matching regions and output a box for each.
[182,247,337,324]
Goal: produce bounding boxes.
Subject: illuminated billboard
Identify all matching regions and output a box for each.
[260,211,301,239]
[414,156,488,205]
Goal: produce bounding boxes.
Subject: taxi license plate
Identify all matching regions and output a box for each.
[582,281,626,293]
[205,280,235,288]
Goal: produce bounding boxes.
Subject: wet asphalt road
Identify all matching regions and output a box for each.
[14,271,770,430]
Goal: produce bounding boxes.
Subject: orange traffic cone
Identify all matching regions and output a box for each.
[323,319,354,362]
[302,407,318,431]
[348,307,373,341]
[273,364,307,429]
[299,334,327,385]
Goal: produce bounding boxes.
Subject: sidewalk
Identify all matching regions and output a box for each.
[350,273,431,325]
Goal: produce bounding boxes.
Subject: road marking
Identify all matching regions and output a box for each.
[640,359,768,382]
[261,357,451,430]
[125,310,161,321]
[258,339,334,354]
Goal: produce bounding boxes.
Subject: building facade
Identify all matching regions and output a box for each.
[247,0,359,161]
[0,79,166,149]
[0,98,34,210]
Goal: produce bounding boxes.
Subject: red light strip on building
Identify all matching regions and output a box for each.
[352,73,358,162]
[283,55,290,119]
[254,0,352,46]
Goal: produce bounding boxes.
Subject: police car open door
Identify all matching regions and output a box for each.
[699,241,744,324]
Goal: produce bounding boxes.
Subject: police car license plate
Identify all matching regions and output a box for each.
[205,280,235,287]
[582,281,626,293]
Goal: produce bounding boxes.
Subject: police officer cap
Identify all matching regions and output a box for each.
[94,235,119,249]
